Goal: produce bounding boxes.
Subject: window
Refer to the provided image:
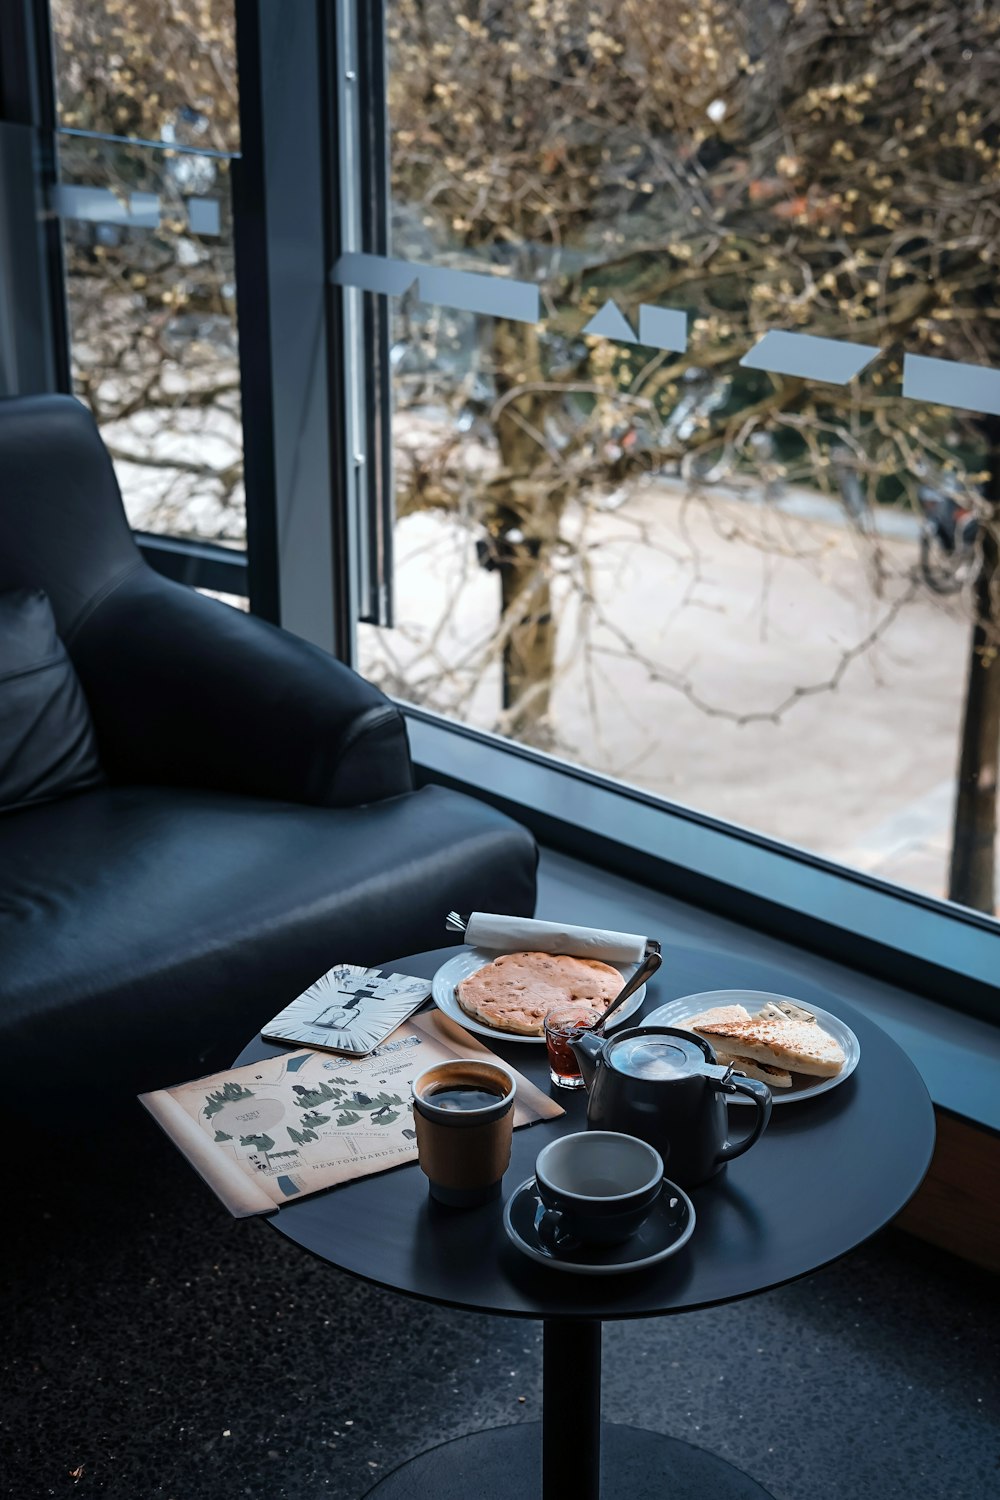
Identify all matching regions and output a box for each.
[49,0,245,549]
[345,1,1000,926]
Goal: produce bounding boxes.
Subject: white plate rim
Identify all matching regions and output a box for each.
[431,948,646,1044]
[502,1175,696,1276]
[639,989,860,1105]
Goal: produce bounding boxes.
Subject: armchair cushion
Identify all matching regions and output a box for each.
[0,587,103,812]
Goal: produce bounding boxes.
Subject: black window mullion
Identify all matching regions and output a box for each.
[231,0,281,623]
[318,0,358,661]
[355,0,393,629]
[0,0,71,396]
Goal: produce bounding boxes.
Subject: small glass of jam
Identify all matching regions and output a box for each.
[543,1006,597,1090]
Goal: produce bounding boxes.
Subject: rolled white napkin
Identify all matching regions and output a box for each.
[464,912,647,965]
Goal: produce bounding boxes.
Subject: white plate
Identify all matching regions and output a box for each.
[432,948,647,1044]
[640,989,860,1105]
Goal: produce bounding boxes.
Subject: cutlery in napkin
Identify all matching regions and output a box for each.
[463,912,650,964]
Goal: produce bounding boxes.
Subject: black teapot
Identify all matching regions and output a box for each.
[570,1025,772,1189]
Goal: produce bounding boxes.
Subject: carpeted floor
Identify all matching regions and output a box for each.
[0,1117,996,1500]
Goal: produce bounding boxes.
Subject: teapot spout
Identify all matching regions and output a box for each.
[569,1028,605,1091]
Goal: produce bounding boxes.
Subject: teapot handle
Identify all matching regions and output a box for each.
[714,1075,772,1163]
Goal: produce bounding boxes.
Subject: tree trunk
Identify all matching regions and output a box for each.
[497,523,554,736]
[948,429,1000,915]
[489,318,563,744]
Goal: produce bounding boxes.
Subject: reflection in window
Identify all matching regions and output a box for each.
[357,1,1000,918]
[50,0,239,154]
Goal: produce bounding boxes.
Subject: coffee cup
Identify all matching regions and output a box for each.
[411,1059,516,1207]
[534,1131,663,1246]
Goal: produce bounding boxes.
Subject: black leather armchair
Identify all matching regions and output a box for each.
[0,395,537,1105]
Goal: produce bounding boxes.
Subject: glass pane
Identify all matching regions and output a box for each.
[50,0,239,154]
[58,137,244,544]
[357,1,1000,919]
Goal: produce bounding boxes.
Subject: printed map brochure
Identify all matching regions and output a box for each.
[140,1010,563,1217]
[261,962,432,1055]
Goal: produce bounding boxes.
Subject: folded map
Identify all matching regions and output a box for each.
[141,1011,562,1217]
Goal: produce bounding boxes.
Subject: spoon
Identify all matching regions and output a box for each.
[592,949,662,1032]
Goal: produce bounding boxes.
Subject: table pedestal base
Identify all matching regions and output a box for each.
[362,1422,774,1499]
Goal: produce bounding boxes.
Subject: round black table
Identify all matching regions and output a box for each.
[237,947,935,1499]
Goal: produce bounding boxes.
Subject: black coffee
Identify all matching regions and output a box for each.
[427,1083,505,1112]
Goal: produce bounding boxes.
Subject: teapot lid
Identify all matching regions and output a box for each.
[607,1032,708,1080]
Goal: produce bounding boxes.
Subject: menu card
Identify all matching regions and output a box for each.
[261,963,432,1055]
[141,1011,562,1217]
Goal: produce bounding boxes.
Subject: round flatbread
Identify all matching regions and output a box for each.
[456,951,621,1036]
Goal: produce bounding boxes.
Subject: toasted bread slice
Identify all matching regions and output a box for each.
[713,1049,793,1088]
[683,1004,753,1032]
[689,1006,845,1078]
[678,1007,794,1084]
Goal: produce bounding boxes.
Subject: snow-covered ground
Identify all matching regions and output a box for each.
[358,474,993,909]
